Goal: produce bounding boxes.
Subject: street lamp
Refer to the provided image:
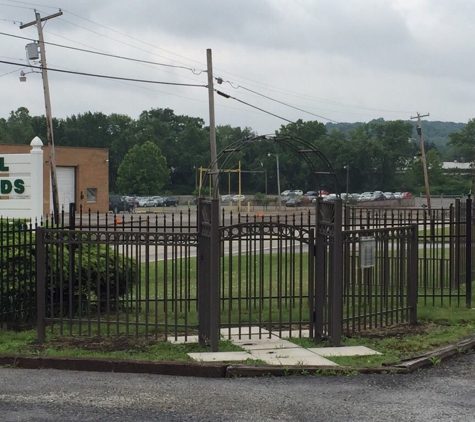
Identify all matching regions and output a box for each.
[268,153,281,210]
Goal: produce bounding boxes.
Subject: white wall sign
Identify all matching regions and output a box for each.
[0,137,44,221]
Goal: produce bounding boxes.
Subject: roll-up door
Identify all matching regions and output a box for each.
[50,166,75,212]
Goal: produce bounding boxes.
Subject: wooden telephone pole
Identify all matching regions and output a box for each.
[206,49,219,199]
[21,10,63,223]
[411,112,431,212]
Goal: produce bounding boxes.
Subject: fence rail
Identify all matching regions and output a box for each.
[1,202,473,347]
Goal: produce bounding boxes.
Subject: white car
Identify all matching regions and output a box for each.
[281,190,292,196]
[232,194,245,202]
[293,190,303,196]
[137,197,150,207]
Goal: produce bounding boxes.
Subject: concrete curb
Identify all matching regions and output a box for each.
[1,335,474,378]
[0,355,227,378]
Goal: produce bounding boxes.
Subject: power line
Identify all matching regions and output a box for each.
[2,2,413,124]
[216,90,294,124]
[218,80,339,124]
[219,77,412,116]
[0,31,205,74]
[0,59,208,87]
[0,64,25,77]
[58,13,204,72]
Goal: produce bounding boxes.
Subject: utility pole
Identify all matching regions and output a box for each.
[21,10,62,224]
[206,49,219,199]
[411,112,431,212]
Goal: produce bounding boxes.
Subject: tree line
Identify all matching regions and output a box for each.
[0,107,472,196]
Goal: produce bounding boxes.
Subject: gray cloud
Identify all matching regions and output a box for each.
[0,0,474,134]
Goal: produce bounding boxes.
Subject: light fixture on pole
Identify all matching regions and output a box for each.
[268,153,281,211]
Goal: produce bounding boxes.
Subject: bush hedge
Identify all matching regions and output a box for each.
[1,222,137,324]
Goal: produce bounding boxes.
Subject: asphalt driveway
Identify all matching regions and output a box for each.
[1,353,474,421]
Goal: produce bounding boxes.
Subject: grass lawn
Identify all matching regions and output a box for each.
[2,293,474,368]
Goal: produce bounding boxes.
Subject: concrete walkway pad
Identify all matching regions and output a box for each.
[232,338,300,350]
[309,346,381,357]
[188,351,258,362]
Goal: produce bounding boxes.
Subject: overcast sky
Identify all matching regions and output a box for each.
[0,0,473,135]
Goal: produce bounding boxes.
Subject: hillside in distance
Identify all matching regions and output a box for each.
[326,119,466,151]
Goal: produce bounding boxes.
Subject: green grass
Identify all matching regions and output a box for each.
[2,241,474,369]
[0,330,242,361]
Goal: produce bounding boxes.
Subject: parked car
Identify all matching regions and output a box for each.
[109,195,134,213]
[323,193,338,202]
[281,190,293,197]
[123,196,139,207]
[402,192,412,198]
[161,197,179,207]
[137,197,150,207]
[232,194,245,202]
[285,197,301,207]
[143,197,158,207]
[293,190,303,196]
[221,194,232,202]
[384,192,395,199]
[305,191,319,197]
[373,191,386,201]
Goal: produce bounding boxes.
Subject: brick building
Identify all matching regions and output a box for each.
[0,143,109,214]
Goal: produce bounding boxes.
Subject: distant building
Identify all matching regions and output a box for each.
[0,143,108,214]
[442,161,473,175]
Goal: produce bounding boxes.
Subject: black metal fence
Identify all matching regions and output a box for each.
[346,199,474,307]
[1,198,473,347]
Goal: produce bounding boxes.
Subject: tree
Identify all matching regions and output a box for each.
[116,141,169,195]
[449,118,475,162]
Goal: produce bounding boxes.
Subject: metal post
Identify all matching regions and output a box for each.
[209,198,220,351]
[331,198,343,346]
[466,195,472,309]
[408,223,418,324]
[36,227,46,343]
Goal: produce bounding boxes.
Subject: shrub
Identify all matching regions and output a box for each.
[1,223,137,323]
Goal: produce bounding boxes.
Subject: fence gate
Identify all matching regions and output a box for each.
[197,198,220,351]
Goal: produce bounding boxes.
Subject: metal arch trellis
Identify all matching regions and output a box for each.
[200,134,341,197]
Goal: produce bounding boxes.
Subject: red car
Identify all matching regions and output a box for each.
[402,192,412,198]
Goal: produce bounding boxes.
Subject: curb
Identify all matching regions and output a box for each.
[1,335,474,378]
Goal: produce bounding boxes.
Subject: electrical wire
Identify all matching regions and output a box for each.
[5,3,410,120]
[220,81,340,124]
[216,78,410,115]
[1,1,412,124]
[216,90,294,124]
[0,31,205,74]
[0,59,208,87]
[0,65,25,77]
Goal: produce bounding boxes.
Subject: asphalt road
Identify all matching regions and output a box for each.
[1,353,474,421]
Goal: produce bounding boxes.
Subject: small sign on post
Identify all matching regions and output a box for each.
[360,236,376,268]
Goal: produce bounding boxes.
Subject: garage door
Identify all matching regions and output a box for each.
[50,166,75,212]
